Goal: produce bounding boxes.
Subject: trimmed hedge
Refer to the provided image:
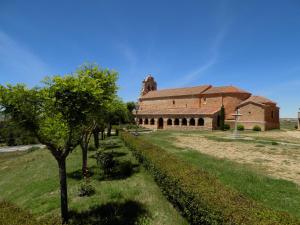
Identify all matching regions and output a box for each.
[120,131,300,225]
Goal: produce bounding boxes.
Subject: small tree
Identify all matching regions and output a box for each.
[126,101,136,123]
[220,105,225,130]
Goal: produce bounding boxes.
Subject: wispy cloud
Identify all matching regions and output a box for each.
[0,30,50,84]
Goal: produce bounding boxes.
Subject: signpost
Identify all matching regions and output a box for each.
[232,108,242,139]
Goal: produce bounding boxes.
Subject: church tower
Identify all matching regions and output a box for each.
[141,75,157,96]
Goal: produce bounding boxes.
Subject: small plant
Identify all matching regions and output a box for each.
[27,146,41,153]
[237,124,244,131]
[253,125,261,131]
[295,125,298,130]
[78,178,95,197]
[223,124,230,130]
[96,151,115,176]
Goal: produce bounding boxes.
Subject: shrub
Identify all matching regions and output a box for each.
[223,124,230,130]
[253,125,262,131]
[26,146,41,153]
[78,179,95,197]
[96,151,115,176]
[271,141,279,145]
[295,125,298,130]
[120,131,299,225]
[237,124,244,131]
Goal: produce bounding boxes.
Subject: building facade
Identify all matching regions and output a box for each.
[136,75,280,131]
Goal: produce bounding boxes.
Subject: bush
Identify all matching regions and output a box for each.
[26,146,41,153]
[237,124,244,131]
[223,124,230,130]
[78,179,95,197]
[253,125,262,131]
[96,151,115,176]
[120,131,299,225]
[295,125,298,130]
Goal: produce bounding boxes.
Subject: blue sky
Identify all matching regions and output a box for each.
[0,0,299,117]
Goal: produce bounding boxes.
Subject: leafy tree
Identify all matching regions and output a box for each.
[126,101,136,123]
[220,105,225,130]
[0,68,117,223]
[75,64,118,177]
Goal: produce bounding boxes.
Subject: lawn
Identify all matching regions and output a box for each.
[141,130,300,219]
[0,136,188,225]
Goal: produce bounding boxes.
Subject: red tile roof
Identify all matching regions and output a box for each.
[239,95,276,107]
[140,85,212,99]
[202,86,251,95]
[137,106,220,116]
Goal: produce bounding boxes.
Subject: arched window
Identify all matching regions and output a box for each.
[144,118,149,125]
[167,119,172,126]
[158,118,164,129]
[150,118,155,125]
[182,118,187,126]
[174,118,179,125]
[198,118,204,126]
[139,118,143,125]
[189,118,195,126]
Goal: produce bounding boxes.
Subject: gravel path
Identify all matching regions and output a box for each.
[0,144,44,153]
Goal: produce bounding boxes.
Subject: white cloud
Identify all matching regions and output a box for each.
[0,30,50,83]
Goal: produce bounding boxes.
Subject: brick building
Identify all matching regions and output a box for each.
[136,75,280,131]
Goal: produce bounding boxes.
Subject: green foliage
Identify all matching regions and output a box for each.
[96,151,115,176]
[223,124,230,130]
[78,179,96,197]
[237,124,245,131]
[126,101,136,123]
[120,131,300,225]
[253,125,262,131]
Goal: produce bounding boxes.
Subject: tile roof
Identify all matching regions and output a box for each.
[239,95,276,107]
[202,86,250,95]
[137,106,220,116]
[140,85,212,99]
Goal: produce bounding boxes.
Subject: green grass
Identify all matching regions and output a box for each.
[0,136,188,225]
[142,131,300,219]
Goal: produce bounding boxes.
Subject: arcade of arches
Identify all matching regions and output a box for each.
[138,117,208,129]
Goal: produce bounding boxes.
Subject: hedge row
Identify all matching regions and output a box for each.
[120,131,300,225]
[0,201,60,225]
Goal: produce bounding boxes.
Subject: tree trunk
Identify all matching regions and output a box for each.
[93,130,99,149]
[107,123,112,137]
[80,143,88,178]
[58,158,68,224]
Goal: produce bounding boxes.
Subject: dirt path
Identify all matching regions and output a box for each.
[173,134,300,185]
[0,144,44,153]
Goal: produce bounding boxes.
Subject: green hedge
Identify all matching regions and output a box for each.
[0,201,60,225]
[120,131,299,225]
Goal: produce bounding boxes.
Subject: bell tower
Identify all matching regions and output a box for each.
[141,75,157,96]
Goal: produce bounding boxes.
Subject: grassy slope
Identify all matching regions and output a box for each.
[0,137,188,225]
[142,131,300,219]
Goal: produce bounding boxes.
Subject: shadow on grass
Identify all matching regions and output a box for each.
[67,166,97,180]
[89,151,127,159]
[98,161,140,181]
[69,200,148,225]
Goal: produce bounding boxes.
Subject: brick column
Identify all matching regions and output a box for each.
[179,118,182,126]
[187,118,190,126]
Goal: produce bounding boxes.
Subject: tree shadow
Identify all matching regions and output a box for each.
[67,166,97,180]
[69,200,149,225]
[98,161,140,181]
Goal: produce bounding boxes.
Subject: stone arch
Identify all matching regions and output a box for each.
[158,118,164,129]
[150,118,155,125]
[189,118,195,126]
[182,118,187,126]
[139,118,143,125]
[174,118,179,126]
[198,118,204,126]
[167,119,172,126]
[144,118,149,125]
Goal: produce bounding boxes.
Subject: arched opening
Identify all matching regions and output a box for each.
[158,118,164,129]
[182,118,187,126]
[198,118,204,126]
[150,118,155,125]
[174,118,179,126]
[139,118,143,125]
[167,119,172,126]
[144,118,149,125]
[189,118,195,126]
